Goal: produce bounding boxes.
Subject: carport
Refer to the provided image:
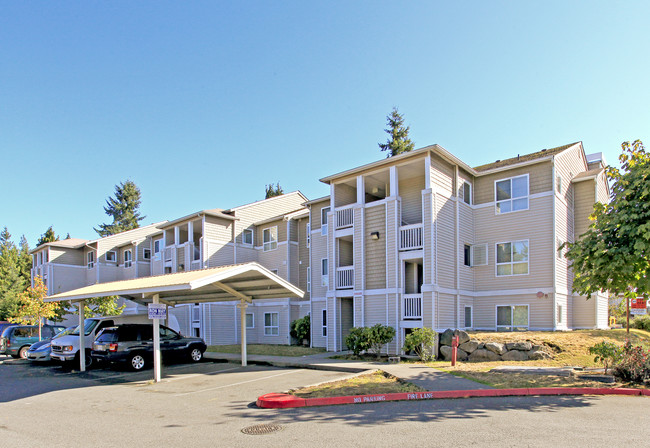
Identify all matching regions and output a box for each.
[46,262,304,382]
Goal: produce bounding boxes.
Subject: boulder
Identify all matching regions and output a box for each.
[477,342,485,350]
[439,329,455,346]
[459,340,479,354]
[485,342,506,355]
[528,349,552,360]
[454,330,471,345]
[505,341,533,351]
[502,350,529,361]
[468,348,501,362]
[439,346,468,361]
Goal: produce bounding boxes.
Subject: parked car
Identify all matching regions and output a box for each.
[91,324,206,371]
[25,326,75,362]
[0,324,67,359]
[0,321,15,336]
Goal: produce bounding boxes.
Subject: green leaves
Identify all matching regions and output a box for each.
[95,180,145,237]
[378,107,415,157]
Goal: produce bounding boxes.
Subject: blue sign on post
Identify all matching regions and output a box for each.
[148,303,167,320]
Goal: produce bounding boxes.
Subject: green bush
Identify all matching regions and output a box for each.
[402,328,436,361]
[588,341,622,374]
[631,314,650,331]
[345,327,370,356]
[290,315,310,345]
[365,324,396,358]
[612,340,650,383]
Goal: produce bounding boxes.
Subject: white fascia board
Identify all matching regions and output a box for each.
[46,284,190,303]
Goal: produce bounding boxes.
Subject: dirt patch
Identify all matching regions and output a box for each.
[289,370,424,398]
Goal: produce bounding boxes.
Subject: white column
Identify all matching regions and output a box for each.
[188,221,194,242]
[424,156,432,190]
[389,166,399,198]
[356,175,364,204]
[153,294,162,382]
[78,300,86,372]
[238,300,248,367]
[174,226,180,245]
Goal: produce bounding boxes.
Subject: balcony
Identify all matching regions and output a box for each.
[399,224,423,251]
[402,294,422,319]
[335,206,354,230]
[336,266,354,289]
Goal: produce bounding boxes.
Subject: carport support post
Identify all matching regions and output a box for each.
[78,300,86,372]
[153,294,162,382]
[237,300,248,367]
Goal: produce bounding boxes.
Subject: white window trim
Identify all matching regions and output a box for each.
[495,304,530,331]
[263,226,278,252]
[242,228,254,246]
[470,243,488,267]
[321,258,329,286]
[105,251,117,262]
[322,309,327,337]
[307,267,311,293]
[462,181,472,205]
[246,313,254,329]
[124,249,133,268]
[495,240,529,277]
[153,239,162,259]
[87,251,95,269]
[264,312,279,336]
[495,174,529,215]
[143,248,151,260]
[306,224,310,248]
[463,305,473,329]
[321,207,330,236]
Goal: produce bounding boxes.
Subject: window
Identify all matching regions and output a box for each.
[264,312,279,336]
[495,175,528,214]
[307,267,311,293]
[242,229,253,246]
[87,251,95,269]
[321,207,330,235]
[463,245,471,267]
[321,258,329,286]
[322,309,327,337]
[246,313,254,329]
[192,304,200,322]
[306,224,310,248]
[143,248,151,260]
[271,269,278,275]
[263,227,278,251]
[124,249,132,268]
[469,244,488,266]
[160,327,179,341]
[153,239,162,259]
[45,250,49,262]
[497,305,529,331]
[464,306,472,328]
[496,240,529,276]
[462,181,471,205]
[105,251,116,262]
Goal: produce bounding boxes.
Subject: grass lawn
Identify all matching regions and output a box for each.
[206,344,326,357]
[289,370,423,398]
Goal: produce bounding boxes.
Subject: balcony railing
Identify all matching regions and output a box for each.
[336,266,354,289]
[399,223,423,250]
[402,294,422,319]
[336,206,354,230]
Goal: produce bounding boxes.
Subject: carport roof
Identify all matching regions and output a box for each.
[46,262,305,306]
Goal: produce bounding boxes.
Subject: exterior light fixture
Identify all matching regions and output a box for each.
[370,232,380,240]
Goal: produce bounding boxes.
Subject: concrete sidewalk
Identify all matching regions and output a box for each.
[204,351,492,391]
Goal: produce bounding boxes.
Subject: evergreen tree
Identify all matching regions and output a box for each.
[265,182,284,199]
[94,180,145,237]
[378,107,415,157]
[17,236,32,287]
[0,228,26,320]
[36,226,58,247]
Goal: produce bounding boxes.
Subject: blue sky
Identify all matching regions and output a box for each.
[1,1,648,247]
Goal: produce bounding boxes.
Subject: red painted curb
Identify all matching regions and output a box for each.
[256,387,649,408]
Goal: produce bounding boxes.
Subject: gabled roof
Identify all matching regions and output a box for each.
[159,209,235,230]
[473,142,581,172]
[303,195,330,206]
[226,191,309,213]
[30,238,89,253]
[253,207,308,226]
[572,168,604,183]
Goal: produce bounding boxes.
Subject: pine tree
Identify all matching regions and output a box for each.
[378,107,415,157]
[265,182,284,199]
[36,226,58,247]
[17,236,32,287]
[0,228,26,320]
[95,180,145,237]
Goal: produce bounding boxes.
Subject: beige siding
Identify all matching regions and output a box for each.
[204,216,234,242]
[310,232,329,299]
[473,294,553,330]
[334,183,356,207]
[399,175,424,225]
[50,265,88,295]
[436,293,456,330]
[310,201,330,231]
[297,218,310,297]
[311,301,327,348]
[474,161,553,205]
[572,295,597,329]
[232,192,307,229]
[431,153,455,195]
[257,245,288,279]
[256,219,287,246]
[206,241,234,268]
[435,196,456,289]
[340,298,354,350]
[386,200,398,289]
[353,207,364,291]
[596,171,609,204]
[49,248,84,266]
[364,294,386,327]
[459,203,474,290]
[574,180,595,239]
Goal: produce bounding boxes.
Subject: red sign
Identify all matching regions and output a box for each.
[631,298,647,309]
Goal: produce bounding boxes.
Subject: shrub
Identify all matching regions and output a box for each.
[631,314,650,331]
[345,327,370,356]
[290,315,310,345]
[402,328,436,361]
[588,341,622,374]
[366,324,396,358]
[611,340,650,383]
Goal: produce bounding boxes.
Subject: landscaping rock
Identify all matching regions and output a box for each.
[468,348,501,362]
[454,330,471,345]
[459,340,479,354]
[502,350,529,361]
[485,342,506,355]
[477,342,485,350]
[440,345,452,360]
[505,341,533,351]
[439,329,455,346]
[527,349,552,360]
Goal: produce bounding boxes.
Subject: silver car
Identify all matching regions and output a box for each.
[26,327,75,362]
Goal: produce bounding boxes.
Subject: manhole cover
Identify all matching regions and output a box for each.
[241,423,283,435]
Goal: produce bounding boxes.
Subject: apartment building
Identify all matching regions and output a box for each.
[314,142,609,353]
[32,142,610,354]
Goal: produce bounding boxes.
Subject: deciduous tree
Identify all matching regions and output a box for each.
[9,276,57,340]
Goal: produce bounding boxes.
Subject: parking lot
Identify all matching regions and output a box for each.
[2,355,649,448]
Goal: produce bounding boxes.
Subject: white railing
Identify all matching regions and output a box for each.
[336,206,354,229]
[402,294,422,319]
[399,223,423,250]
[336,266,354,289]
[163,246,174,262]
[190,260,202,271]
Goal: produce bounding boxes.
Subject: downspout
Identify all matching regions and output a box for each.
[308,206,313,347]
[552,158,557,330]
[455,165,460,329]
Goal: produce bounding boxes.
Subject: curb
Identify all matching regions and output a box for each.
[257,387,650,408]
